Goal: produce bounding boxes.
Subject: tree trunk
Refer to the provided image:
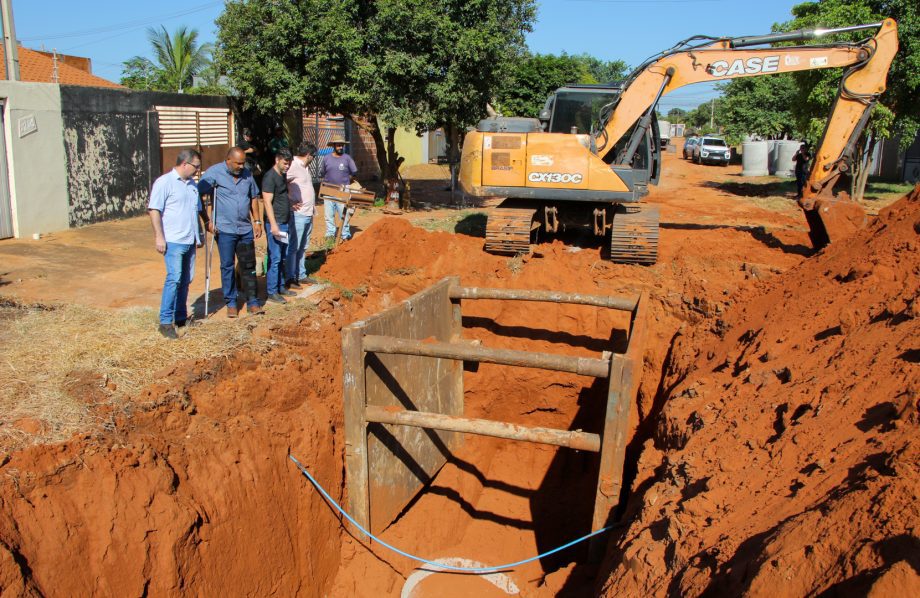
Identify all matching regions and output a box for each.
[445,123,462,194]
[853,135,876,202]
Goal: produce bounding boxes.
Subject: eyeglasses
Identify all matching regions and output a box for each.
[187,162,202,170]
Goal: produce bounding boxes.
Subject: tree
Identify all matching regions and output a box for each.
[119,56,163,91]
[215,0,535,185]
[495,53,629,118]
[147,25,212,93]
[717,74,798,144]
[666,107,688,123]
[778,0,919,199]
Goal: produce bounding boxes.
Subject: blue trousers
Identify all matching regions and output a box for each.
[323,200,351,239]
[266,222,290,295]
[216,229,259,307]
[288,213,314,282]
[159,242,194,325]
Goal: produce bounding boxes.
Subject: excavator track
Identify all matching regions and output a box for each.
[484,207,537,255]
[609,204,659,265]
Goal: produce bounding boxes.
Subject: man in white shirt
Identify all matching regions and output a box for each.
[147,149,206,339]
[286,142,318,287]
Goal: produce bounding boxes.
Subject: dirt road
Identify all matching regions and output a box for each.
[0,149,915,596]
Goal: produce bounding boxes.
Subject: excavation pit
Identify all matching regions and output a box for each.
[342,277,647,558]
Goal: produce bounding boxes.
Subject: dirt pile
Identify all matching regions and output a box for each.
[600,187,920,596]
[0,306,352,596]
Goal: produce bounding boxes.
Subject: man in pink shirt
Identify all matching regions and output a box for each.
[286,142,318,286]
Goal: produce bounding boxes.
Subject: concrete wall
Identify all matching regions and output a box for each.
[0,81,69,238]
[60,87,233,227]
[394,127,425,167]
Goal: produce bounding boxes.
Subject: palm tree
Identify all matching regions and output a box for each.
[146,26,212,93]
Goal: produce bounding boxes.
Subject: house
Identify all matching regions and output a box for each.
[0,48,240,240]
[0,46,122,88]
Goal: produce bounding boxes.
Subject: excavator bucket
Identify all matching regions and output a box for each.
[804,194,867,250]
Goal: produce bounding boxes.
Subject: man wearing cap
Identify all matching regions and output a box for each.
[318,135,359,241]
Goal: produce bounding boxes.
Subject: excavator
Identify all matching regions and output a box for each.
[458,19,899,264]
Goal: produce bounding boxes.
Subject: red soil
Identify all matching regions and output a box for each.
[0,153,914,596]
[600,186,920,596]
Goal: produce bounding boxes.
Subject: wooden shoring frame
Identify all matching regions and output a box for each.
[342,277,647,543]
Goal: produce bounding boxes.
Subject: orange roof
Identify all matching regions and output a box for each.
[0,46,122,88]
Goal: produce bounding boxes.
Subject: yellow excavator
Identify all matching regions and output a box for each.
[459,19,899,264]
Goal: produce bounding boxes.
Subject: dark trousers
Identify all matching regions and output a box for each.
[796,170,807,198]
[216,229,258,308]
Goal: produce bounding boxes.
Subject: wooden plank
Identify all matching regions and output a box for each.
[448,285,638,312]
[363,335,610,378]
[360,278,462,534]
[590,293,647,560]
[342,323,370,538]
[365,406,601,452]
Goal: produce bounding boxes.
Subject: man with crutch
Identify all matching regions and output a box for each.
[199,147,264,318]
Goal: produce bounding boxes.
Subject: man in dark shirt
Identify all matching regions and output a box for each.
[793,142,812,199]
[198,147,264,317]
[262,148,295,303]
[319,136,359,241]
[238,128,261,177]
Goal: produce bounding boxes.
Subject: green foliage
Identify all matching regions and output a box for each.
[717,75,798,144]
[147,26,212,93]
[711,0,918,151]
[215,0,536,177]
[119,56,164,91]
[495,53,629,117]
[120,26,213,93]
[666,107,688,122]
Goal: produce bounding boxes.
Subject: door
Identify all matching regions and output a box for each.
[0,101,13,239]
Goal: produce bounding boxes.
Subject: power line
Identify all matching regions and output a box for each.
[20,1,222,42]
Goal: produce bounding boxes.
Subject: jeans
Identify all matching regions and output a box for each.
[216,229,259,307]
[159,242,195,325]
[266,221,290,295]
[288,213,314,282]
[323,200,351,240]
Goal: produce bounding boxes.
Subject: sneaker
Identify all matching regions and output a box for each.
[266,293,287,304]
[301,277,319,285]
[175,319,199,328]
[248,303,265,314]
[286,280,302,289]
[279,288,297,297]
[226,306,239,318]
[158,324,178,340]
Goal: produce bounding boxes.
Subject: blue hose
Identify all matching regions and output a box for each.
[289,454,611,574]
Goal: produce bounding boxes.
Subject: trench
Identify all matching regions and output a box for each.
[321,293,672,596]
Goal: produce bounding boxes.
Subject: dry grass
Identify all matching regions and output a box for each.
[0,299,275,447]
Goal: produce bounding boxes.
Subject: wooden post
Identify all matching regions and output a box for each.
[342,323,370,538]
[362,334,610,378]
[365,405,601,452]
[448,285,638,312]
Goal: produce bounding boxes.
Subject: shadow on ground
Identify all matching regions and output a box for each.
[661,221,813,256]
[703,179,796,197]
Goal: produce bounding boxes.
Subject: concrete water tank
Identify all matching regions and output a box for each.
[774,140,801,177]
[742,141,769,176]
[767,140,778,174]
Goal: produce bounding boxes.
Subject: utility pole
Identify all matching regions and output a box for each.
[0,0,20,81]
[710,99,715,130]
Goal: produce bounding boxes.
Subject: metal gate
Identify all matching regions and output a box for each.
[303,119,349,180]
[0,101,13,239]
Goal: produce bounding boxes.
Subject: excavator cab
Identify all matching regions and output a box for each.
[540,84,662,187]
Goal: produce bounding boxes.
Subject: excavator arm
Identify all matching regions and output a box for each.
[595,19,899,247]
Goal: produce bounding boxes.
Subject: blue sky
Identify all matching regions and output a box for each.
[13,0,803,110]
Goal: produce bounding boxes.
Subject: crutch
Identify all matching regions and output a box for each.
[204,196,216,318]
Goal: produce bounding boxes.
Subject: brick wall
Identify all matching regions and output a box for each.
[301,110,380,181]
